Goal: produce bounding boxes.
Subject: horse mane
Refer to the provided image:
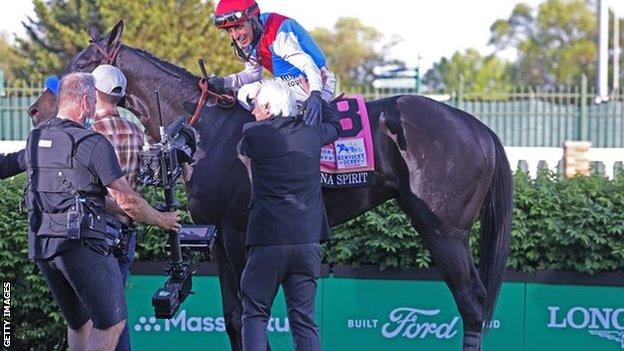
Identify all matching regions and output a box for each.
[124,45,200,81]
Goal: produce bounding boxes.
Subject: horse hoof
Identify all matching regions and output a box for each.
[462,331,482,351]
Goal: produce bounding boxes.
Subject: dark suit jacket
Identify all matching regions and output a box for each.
[239,105,341,247]
[0,150,26,179]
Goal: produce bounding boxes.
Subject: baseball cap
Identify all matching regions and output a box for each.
[91,64,127,97]
[44,75,60,95]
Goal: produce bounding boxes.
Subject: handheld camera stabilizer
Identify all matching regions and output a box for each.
[137,91,206,319]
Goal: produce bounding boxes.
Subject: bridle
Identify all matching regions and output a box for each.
[91,41,235,128]
[92,40,121,65]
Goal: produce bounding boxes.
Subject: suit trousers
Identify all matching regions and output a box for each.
[240,243,322,351]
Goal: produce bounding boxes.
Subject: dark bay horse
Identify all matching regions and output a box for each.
[28,21,512,351]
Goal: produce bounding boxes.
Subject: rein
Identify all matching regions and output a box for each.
[189,78,236,128]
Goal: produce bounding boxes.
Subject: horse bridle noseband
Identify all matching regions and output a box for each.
[91,41,235,128]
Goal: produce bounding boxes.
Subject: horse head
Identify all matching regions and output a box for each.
[27,21,123,126]
[27,20,202,141]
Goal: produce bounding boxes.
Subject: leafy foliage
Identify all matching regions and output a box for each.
[0,175,66,350]
[423,48,513,93]
[508,170,624,273]
[310,17,403,90]
[7,0,238,83]
[488,0,597,86]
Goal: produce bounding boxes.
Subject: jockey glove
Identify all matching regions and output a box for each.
[303,90,323,126]
[208,76,225,94]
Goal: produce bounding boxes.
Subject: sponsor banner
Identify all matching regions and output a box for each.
[126,275,624,350]
[127,275,322,350]
[525,283,624,350]
[321,278,524,351]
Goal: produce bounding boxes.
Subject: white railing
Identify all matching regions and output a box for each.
[2,141,622,179]
[505,147,624,178]
[0,141,25,154]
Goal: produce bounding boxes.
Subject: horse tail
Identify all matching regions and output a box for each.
[479,130,513,323]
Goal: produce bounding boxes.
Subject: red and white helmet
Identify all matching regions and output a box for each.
[213,0,260,29]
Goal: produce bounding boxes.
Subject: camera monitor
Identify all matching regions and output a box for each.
[165,225,217,252]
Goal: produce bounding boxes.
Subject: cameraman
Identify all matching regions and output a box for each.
[24,72,180,350]
[91,64,144,351]
[237,80,340,351]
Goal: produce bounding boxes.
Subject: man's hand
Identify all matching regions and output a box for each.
[208,76,226,94]
[159,210,182,232]
[303,91,323,126]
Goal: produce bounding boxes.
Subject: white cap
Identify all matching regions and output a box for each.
[92,64,127,97]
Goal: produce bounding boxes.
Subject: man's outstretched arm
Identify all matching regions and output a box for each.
[0,150,26,180]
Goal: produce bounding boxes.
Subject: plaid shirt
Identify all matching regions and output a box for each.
[92,109,144,188]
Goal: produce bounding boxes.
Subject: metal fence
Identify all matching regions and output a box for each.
[0,81,44,140]
[345,77,624,147]
[2,77,624,147]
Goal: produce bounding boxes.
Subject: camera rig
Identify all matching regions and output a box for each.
[138,91,215,319]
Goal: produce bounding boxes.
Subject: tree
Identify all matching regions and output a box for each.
[310,17,403,89]
[0,34,22,82]
[423,48,514,93]
[9,0,238,82]
[489,0,597,86]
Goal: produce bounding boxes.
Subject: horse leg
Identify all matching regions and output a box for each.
[428,230,486,350]
[212,222,246,351]
[399,195,486,351]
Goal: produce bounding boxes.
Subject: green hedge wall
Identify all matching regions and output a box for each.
[1,170,624,348]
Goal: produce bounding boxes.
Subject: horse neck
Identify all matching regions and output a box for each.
[115,45,252,149]
[116,45,201,138]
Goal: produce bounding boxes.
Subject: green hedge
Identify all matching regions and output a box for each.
[2,170,624,348]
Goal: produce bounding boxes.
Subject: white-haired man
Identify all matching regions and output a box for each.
[237,80,341,351]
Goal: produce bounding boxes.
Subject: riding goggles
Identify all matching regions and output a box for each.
[213,3,258,28]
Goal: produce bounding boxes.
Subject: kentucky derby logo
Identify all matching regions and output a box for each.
[380,307,459,339]
[548,306,624,349]
[335,139,367,169]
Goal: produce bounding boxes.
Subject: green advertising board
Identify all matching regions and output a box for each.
[126,275,321,350]
[125,275,624,350]
[320,278,524,351]
[525,284,624,351]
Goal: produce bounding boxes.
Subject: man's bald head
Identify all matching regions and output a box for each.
[57,73,96,124]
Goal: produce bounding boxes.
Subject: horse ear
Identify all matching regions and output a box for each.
[88,24,101,41]
[105,20,124,49]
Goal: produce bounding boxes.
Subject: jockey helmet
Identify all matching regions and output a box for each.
[214,0,260,29]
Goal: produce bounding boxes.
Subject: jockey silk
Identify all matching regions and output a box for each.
[224,13,328,93]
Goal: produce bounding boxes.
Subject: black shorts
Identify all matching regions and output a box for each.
[37,242,127,330]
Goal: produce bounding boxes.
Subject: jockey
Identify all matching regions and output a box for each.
[210,0,337,126]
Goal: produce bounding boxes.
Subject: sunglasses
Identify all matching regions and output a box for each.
[213,3,258,27]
